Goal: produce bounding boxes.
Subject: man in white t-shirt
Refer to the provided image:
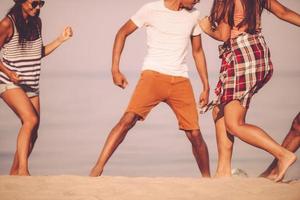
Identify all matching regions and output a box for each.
[90,0,211,177]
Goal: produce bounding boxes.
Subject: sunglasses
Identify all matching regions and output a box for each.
[31,1,45,9]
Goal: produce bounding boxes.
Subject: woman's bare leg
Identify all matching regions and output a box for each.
[1,89,39,176]
[9,96,40,175]
[212,106,234,177]
[90,112,140,177]
[224,100,297,182]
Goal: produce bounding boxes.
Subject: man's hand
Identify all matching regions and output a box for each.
[199,89,209,108]
[112,71,128,89]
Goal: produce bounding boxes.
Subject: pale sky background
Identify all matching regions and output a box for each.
[0,0,299,177]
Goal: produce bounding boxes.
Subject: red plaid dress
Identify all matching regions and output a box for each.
[201,33,273,113]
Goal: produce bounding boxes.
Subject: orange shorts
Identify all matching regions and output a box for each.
[126,70,199,130]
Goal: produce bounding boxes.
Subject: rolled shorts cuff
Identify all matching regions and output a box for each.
[0,83,39,98]
[125,110,146,121]
[179,126,200,131]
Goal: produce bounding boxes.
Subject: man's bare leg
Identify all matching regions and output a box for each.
[90,112,140,176]
[185,129,211,177]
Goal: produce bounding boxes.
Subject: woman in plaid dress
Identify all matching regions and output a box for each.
[199,0,300,182]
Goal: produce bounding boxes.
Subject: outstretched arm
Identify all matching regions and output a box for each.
[191,34,210,108]
[111,20,138,89]
[268,0,300,26]
[0,17,20,83]
[199,16,231,42]
[43,26,73,57]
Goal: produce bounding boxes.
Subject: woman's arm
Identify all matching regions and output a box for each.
[43,26,73,57]
[199,16,231,42]
[267,0,300,26]
[0,17,20,83]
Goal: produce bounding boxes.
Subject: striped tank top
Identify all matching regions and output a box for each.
[0,15,43,92]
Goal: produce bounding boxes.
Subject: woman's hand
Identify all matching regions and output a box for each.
[58,26,73,43]
[199,16,212,33]
[43,26,73,57]
[7,70,21,84]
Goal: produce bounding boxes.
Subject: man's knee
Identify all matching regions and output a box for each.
[186,130,206,147]
[118,112,139,130]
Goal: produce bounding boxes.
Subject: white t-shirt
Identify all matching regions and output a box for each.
[131,0,202,77]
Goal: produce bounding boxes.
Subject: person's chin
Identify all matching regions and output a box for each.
[29,11,38,17]
[185,5,193,10]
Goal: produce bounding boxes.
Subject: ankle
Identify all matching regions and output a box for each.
[90,166,103,177]
[18,169,30,176]
[215,167,232,177]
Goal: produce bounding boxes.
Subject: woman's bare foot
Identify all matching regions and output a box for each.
[275,152,297,182]
[9,169,19,176]
[9,164,19,176]
[214,169,232,178]
[18,169,30,176]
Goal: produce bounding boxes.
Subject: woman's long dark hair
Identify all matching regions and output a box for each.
[210,0,270,34]
[7,0,41,44]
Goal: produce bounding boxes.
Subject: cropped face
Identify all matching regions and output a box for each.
[22,0,45,17]
[180,0,200,10]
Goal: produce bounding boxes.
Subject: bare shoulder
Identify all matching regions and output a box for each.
[0,17,13,28]
[0,16,14,46]
[0,16,13,33]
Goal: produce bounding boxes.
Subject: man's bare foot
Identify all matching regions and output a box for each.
[89,167,103,177]
[275,152,297,182]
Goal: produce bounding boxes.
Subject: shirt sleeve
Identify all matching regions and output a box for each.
[131,4,150,28]
[192,24,202,36]
[191,10,202,36]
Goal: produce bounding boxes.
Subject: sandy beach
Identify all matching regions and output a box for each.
[0,176,300,200]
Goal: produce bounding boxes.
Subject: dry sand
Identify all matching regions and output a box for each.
[0,176,300,200]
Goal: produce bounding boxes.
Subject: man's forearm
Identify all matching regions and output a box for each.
[111,31,127,73]
[193,51,210,90]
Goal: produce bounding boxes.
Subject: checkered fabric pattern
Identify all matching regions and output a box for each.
[201,33,273,113]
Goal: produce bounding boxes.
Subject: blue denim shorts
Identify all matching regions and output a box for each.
[0,83,39,98]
